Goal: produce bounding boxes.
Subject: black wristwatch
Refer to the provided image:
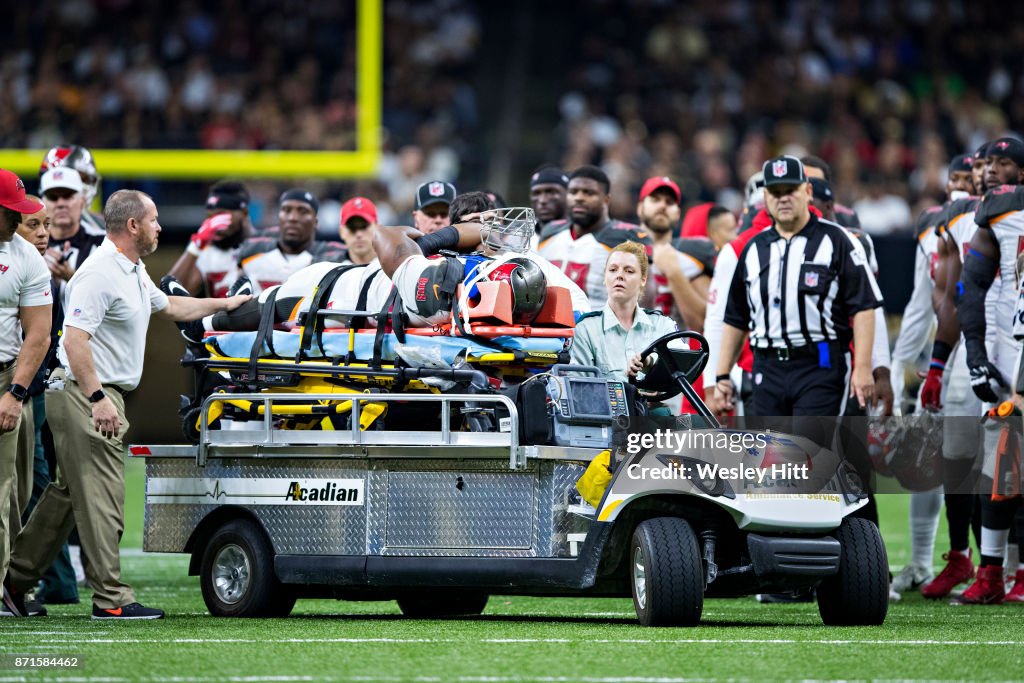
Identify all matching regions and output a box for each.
[88,389,107,404]
[7,383,28,402]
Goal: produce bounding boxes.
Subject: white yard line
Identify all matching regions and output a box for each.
[0,637,1021,646]
[0,679,1011,683]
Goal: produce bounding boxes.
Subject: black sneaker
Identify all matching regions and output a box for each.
[1,596,47,617]
[2,581,26,617]
[92,602,164,620]
[159,276,207,344]
[227,276,253,297]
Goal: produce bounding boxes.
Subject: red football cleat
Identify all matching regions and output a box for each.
[921,549,975,599]
[1004,570,1024,603]
[955,565,1006,605]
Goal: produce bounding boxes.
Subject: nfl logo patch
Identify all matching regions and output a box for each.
[428,182,445,197]
[772,160,788,178]
[804,271,819,287]
[72,307,82,317]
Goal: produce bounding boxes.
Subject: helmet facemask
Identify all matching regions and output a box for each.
[478,206,535,254]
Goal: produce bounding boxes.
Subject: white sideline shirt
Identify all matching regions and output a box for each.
[59,239,168,391]
[0,233,51,362]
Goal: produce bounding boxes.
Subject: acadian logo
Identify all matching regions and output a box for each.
[285,480,360,503]
[147,477,365,506]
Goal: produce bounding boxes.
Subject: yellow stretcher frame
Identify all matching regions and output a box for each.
[2,0,382,179]
[202,376,391,433]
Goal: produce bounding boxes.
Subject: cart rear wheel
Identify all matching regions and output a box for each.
[817,517,888,625]
[200,518,296,618]
[396,590,489,618]
[630,517,703,626]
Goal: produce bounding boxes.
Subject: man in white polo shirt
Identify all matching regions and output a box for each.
[2,190,249,620]
[0,170,52,619]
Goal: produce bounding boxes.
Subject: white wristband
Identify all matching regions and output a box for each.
[186,241,201,257]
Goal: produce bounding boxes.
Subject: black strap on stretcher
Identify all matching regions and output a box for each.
[344,268,383,365]
[248,287,281,382]
[372,288,402,369]
[297,264,365,363]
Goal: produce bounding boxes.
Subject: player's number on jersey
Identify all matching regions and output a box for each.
[549,260,590,289]
[206,271,230,298]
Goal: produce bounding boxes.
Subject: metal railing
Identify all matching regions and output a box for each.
[198,392,522,468]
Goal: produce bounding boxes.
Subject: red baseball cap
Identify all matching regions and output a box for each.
[340,196,378,226]
[639,176,681,203]
[0,169,43,213]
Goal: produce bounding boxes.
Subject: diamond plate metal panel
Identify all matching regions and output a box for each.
[384,470,535,551]
[366,467,389,554]
[543,462,592,557]
[144,458,371,555]
[254,505,367,555]
[143,456,593,560]
[144,504,208,552]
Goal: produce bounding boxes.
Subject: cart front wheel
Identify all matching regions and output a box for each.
[630,517,704,626]
[817,517,889,625]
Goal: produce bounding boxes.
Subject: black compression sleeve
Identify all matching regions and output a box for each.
[210,299,264,331]
[956,250,997,357]
[414,225,460,256]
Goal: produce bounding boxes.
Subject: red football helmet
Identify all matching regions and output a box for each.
[40,145,101,204]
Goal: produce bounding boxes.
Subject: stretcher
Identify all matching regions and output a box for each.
[177,282,578,440]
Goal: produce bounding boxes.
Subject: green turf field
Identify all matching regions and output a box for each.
[2,460,1022,682]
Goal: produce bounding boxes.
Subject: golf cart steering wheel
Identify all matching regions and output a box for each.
[632,331,710,403]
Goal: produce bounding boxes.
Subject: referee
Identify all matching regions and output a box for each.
[710,156,882,418]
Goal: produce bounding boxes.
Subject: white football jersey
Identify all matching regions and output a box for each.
[269,260,393,327]
[537,219,651,309]
[237,236,346,295]
[195,245,241,298]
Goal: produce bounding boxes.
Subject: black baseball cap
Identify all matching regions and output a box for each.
[415,181,456,210]
[987,137,1024,167]
[809,177,833,202]
[947,154,974,176]
[279,188,319,213]
[529,166,569,189]
[206,181,249,211]
[762,156,807,187]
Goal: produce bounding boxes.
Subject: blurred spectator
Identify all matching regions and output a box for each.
[412,181,455,234]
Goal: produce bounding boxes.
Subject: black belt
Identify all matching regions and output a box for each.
[753,343,841,362]
[0,358,14,372]
[66,377,130,398]
[104,384,130,398]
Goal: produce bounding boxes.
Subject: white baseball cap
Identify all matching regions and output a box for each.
[40,167,84,194]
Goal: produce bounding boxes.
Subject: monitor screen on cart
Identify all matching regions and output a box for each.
[567,379,612,420]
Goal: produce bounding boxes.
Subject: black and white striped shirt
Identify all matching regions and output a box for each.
[723,214,883,350]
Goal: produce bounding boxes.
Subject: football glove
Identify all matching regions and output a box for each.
[190,213,233,251]
[919,366,944,411]
[968,361,1008,403]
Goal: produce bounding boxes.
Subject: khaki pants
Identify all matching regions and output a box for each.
[7,399,34,543]
[8,369,135,609]
[0,364,21,587]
